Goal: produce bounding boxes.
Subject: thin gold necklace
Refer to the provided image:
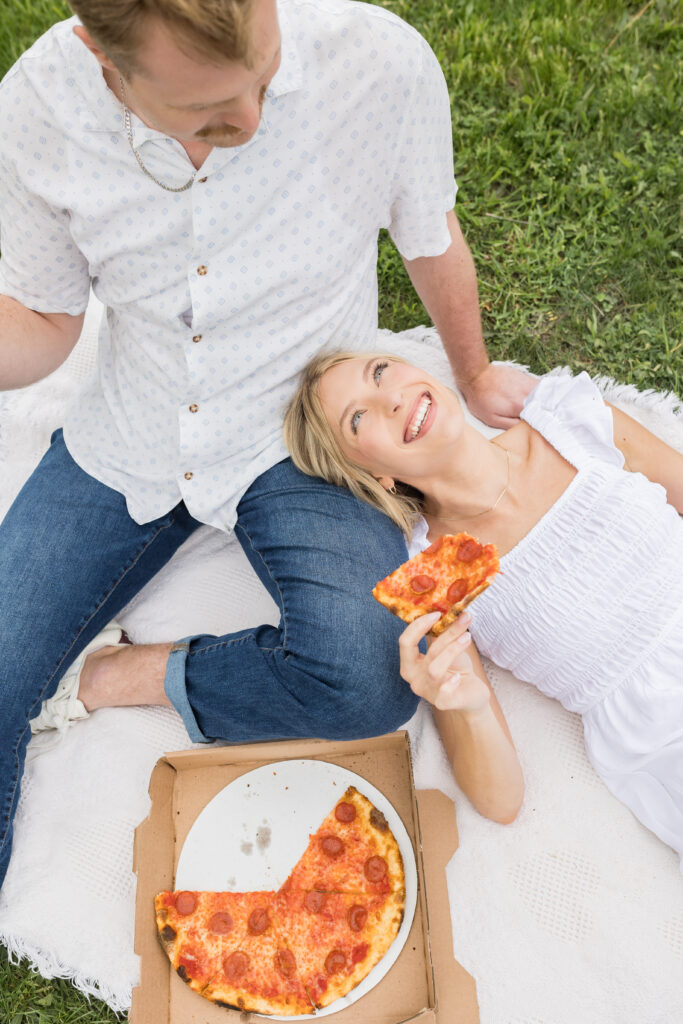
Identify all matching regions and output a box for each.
[426,445,511,524]
[119,75,196,193]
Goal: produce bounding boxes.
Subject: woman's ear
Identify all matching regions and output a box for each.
[377,476,396,493]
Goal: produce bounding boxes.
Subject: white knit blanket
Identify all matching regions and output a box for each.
[1,298,682,1021]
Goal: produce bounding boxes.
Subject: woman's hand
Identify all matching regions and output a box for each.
[398,610,491,713]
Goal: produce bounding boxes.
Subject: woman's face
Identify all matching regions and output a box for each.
[317,355,464,487]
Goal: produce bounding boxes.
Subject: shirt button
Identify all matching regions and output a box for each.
[184,471,194,480]
[189,403,199,413]
[197,265,207,275]
[198,176,208,183]
[192,334,202,343]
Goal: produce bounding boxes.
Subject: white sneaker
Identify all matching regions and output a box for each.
[29,622,130,747]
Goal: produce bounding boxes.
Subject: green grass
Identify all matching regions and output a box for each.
[376,0,682,394]
[0,0,681,1020]
[0,945,118,1024]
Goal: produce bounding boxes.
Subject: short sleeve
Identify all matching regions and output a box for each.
[385,35,457,260]
[521,371,624,469]
[0,76,90,315]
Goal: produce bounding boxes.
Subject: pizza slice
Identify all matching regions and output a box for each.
[154,889,312,1015]
[372,532,500,637]
[280,786,405,897]
[271,889,404,1010]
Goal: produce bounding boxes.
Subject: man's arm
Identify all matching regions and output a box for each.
[402,209,535,428]
[0,294,84,390]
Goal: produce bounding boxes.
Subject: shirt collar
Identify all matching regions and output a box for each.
[66,3,302,135]
[266,3,303,99]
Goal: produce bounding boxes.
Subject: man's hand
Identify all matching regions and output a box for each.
[458,363,536,429]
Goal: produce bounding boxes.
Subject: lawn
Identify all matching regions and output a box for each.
[0,0,681,1021]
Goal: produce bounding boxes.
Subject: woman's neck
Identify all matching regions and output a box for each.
[415,426,513,523]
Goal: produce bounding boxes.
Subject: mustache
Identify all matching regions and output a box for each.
[195,85,267,141]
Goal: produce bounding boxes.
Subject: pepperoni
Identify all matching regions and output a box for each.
[224,951,250,982]
[447,579,468,604]
[312,975,328,999]
[457,538,482,563]
[325,949,347,975]
[364,855,387,883]
[425,537,443,556]
[351,943,369,964]
[334,801,356,823]
[304,891,327,913]
[174,891,197,916]
[248,907,270,935]
[320,835,344,858]
[208,912,234,935]
[410,574,435,594]
[347,904,368,932]
[275,948,296,977]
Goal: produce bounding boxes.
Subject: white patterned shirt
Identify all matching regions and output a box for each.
[0,0,456,530]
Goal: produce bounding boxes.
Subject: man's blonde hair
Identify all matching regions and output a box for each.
[69,0,255,78]
[283,351,424,538]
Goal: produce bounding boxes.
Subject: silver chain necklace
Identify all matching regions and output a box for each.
[119,75,196,193]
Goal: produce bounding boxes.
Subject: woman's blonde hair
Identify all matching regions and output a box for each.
[69,0,255,78]
[283,351,425,537]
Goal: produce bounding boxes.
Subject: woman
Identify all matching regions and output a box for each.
[284,351,683,860]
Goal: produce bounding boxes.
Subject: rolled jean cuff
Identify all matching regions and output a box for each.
[164,637,209,743]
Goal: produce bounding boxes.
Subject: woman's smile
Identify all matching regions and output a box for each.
[403,391,435,443]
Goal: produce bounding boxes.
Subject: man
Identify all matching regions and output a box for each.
[0,0,533,888]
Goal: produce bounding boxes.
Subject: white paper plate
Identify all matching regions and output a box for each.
[175,758,418,1018]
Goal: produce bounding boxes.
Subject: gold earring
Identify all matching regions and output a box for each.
[389,485,397,495]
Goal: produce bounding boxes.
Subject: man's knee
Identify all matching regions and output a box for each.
[333,687,419,740]
[303,661,419,741]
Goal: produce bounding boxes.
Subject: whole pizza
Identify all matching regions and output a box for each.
[155,786,406,1015]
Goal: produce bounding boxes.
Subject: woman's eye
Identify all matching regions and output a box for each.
[350,410,363,435]
[373,360,388,385]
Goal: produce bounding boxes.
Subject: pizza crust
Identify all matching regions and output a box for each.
[429,578,493,636]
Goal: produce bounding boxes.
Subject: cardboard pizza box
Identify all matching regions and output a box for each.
[130,732,479,1024]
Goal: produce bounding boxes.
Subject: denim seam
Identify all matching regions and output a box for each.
[2,514,176,850]
[190,632,277,656]
[234,522,287,652]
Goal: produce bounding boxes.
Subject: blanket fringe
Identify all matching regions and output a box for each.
[0,931,131,1016]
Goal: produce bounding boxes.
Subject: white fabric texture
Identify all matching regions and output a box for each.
[0,0,455,532]
[1,301,683,1021]
[411,371,683,864]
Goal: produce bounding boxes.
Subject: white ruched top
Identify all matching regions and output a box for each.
[410,371,683,861]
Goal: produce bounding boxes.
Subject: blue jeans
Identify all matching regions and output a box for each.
[0,430,415,888]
